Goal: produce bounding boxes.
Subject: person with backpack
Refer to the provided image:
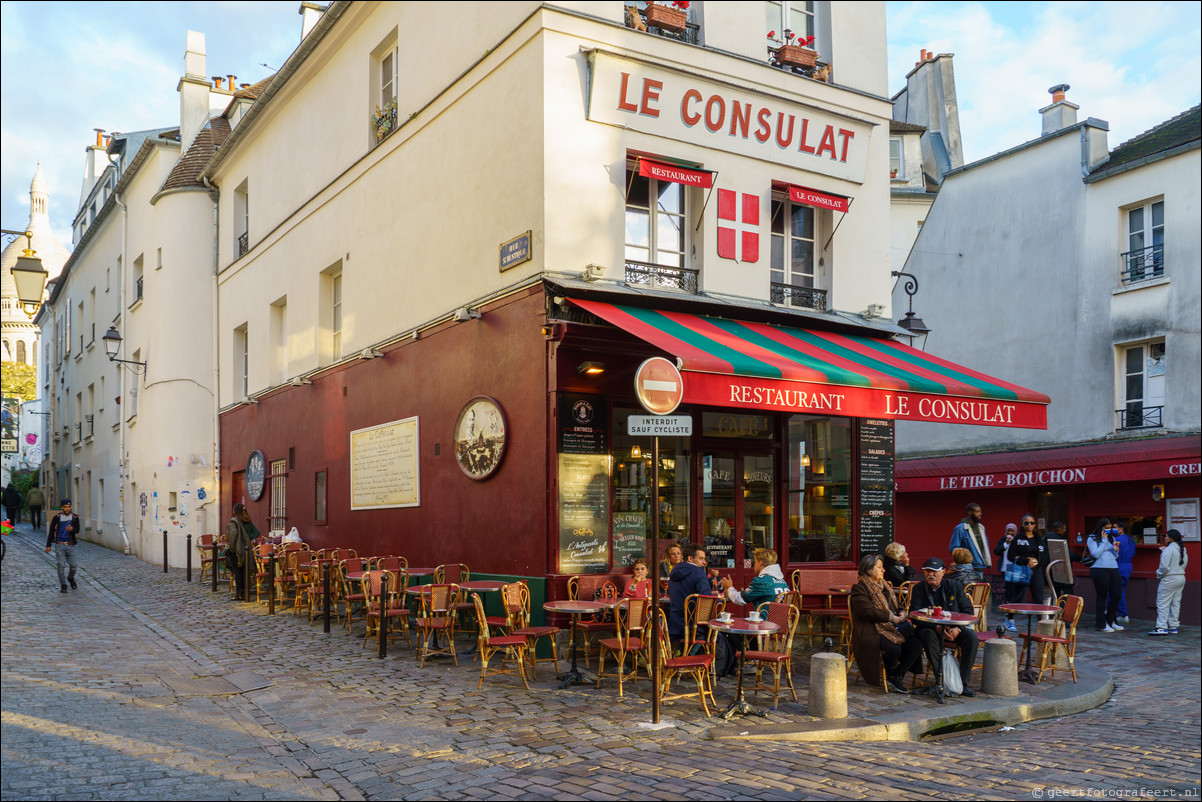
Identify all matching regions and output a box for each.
[1149,529,1188,636]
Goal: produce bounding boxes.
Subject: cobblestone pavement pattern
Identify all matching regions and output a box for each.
[3,527,1199,800]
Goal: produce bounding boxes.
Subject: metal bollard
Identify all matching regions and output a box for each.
[186,534,193,582]
[244,555,251,603]
[212,540,219,593]
[163,530,169,573]
[268,555,276,615]
[377,572,389,659]
[323,564,332,634]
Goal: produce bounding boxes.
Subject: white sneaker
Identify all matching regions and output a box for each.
[1148,629,1169,636]
[1101,625,1116,633]
[1116,616,1130,624]
[1110,623,1124,631]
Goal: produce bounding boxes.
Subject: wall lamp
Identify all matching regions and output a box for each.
[2,229,48,318]
[453,307,481,322]
[358,347,384,359]
[890,270,932,350]
[577,361,605,376]
[101,327,147,374]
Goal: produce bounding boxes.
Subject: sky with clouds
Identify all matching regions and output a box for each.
[2,1,1200,245]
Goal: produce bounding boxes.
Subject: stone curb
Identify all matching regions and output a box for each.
[707,666,1114,742]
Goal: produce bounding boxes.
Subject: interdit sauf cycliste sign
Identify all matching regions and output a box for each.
[586,52,873,185]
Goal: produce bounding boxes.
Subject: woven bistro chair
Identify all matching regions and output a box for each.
[507,582,560,678]
[375,556,407,574]
[596,598,651,697]
[567,575,618,667]
[339,557,369,632]
[361,570,412,649]
[965,582,992,633]
[196,534,218,582]
[485,582,525,637]
[1020,594,1083,683]
[653,609,717,717]
[252,544,276,604]
[287,550,315,615]
[415,583,461,667]
[327,548,358,563]
[682,594,725,679]
[896,580,919,613]
[470,593,529,690]
[740,602,802,708]
[434,564,475,633]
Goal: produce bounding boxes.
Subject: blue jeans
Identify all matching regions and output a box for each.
[1117,563,1133,617]
[54,543,77,586]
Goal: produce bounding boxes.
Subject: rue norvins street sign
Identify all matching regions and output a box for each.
[627,415,692,436]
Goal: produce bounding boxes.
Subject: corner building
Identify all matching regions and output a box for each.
[208,2,1046,602]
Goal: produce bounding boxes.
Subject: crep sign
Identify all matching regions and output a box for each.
[587,52,872,184]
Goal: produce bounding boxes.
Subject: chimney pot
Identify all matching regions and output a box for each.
[1049,83,1070,103]
[240,83,250,89]
[228,74,236,88]
[213,76,223,89]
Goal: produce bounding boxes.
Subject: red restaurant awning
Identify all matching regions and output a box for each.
[638,159,715,189]
[788,184,850,213]
[895,435,1201,492]
[571,300,1050,428]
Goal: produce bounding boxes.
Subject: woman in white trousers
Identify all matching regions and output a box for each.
[1149,529,1188,636]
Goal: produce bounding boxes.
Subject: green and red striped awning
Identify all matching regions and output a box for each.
[572,300,1049,429]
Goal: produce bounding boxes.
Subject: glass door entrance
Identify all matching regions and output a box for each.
[701,450,776,595]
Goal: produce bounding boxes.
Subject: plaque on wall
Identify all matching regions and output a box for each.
[350,417,420,510]
[454,396,507,480]
[857,418,894,559]
[246,450,266,502]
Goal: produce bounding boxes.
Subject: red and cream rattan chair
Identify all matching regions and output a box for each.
[740,602,802,708]
[596,598,651,697]
[1020,594,1083,683]
[361,570,412,649]
[339,557,368,632]
[470,593,529,689]
[682,593,726,680]
[567,575,618,667]
[434,564,474,632]
[653,609,717,717]
[507,582,560,678]
[415,583,461,667]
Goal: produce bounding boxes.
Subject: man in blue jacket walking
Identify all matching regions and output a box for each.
[949,503,991,573]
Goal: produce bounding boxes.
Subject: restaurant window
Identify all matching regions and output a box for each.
[1117,340,1165,430]
[269,458,287,535]
[787,413,852,563]
[770,193,826,311]
[314,469,327,524]
[612,408,692,568]
[625,163,692,291]
[1121,198,1164,284]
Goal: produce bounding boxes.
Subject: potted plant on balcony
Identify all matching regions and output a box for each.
[645,1,690,33]
[769,30,817,69]
[371,99,398,142]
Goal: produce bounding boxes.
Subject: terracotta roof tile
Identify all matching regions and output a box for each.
[233,75,274,100]
[1093,105,1200,174]
[159,117,232,193]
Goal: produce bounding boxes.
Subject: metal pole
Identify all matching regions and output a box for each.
[244,552,251,603]
[651,435,661,725]
[268,552,276,615]
[323,563,332,634]
[377,572,389,659]
[186,534,193,582]
[212,537,219,593]
[162,530,169,573]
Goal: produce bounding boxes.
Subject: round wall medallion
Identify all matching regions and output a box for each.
[454,396,507,480]
[246,450,267,501]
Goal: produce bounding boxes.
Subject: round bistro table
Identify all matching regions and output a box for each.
[998,603,1061,683]
[543,600,605,689]
[707,617,781,719]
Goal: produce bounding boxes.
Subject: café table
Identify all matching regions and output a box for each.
[543,600,605,689]
[998,603,1061,683]
[455,581,508,654]
[706,617,781,719]
[909,610,979,700]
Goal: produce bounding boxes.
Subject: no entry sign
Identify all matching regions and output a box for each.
[634,357,683,415]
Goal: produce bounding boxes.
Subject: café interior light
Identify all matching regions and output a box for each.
[577,361,605,376]
[630,444,642,459]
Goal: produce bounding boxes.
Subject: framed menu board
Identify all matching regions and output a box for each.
[857,418,894,559]
[612,512,648,567]
[558,394,610,573]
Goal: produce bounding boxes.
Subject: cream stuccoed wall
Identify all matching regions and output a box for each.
[213,2,893,406]
[894,122,1200,455]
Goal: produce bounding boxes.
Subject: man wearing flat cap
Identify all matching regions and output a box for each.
[909,557,979,702]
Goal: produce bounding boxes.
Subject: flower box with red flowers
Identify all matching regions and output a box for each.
[645,1,690,33]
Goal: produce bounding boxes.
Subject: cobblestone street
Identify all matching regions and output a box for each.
[2,529,1199,801]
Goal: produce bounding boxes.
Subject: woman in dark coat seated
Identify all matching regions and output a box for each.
[882,542,915,588]
[850,554,922,694]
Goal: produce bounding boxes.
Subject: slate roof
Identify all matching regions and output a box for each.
[890,120,927,134]
[159,117,232,193]
[1093,105,1201,174]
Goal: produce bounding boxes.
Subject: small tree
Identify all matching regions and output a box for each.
[1,362,37,402]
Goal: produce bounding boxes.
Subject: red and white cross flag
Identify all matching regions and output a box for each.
[716,189,760,263]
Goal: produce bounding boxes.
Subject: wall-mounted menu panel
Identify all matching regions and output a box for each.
[558,395,610,573]
[858,418,894,558]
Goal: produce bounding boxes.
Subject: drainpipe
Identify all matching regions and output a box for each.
[202,176,222,532]
[114,191,131,555]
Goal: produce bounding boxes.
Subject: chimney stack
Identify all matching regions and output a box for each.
[178,30,212,154]
[1040,83,1079,135]
[299,2,327,40]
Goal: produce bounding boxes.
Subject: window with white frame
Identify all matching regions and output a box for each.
[625,164,688,288]
[234,180,249,257]
[1122,199,1164,283]
[234,323,249,399]
[889,137,904,179]
[770,194,826,311]
[371,32,399,142]
[766,1,816,48]
[320,262,343,365]
[1118,340,1165,430]
[270,296,288,385]
[269,458,287,534]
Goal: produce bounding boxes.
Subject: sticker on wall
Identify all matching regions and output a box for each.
[196,487,207,501]
[454,396,507,481]
[140,492,148,517]
[167,456,177,467]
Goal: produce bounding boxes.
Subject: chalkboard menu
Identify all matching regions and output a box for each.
[858,418,895,559]
[612,512,648,567]
[558,395,610,573]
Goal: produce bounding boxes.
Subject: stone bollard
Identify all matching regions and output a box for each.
[982,637,1019,697]
[808,652,848,718]
[1037,619,1067,671]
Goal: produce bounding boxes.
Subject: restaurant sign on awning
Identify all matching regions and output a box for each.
[788,184,850,213]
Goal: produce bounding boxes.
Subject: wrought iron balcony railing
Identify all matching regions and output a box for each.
[1116,405,1163,430]
[237,231,249,258]
[1120,243,1164,284]
[627,7,700,44]
[135,275,144,302]
[625,260,699,293]
[771,282,827,312]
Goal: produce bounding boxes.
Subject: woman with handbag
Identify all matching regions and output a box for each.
[226,503,259,601]
[999,516,1037,633]
[1087,518,1123,632]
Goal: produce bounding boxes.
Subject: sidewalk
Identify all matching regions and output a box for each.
[3,525,1199,800]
